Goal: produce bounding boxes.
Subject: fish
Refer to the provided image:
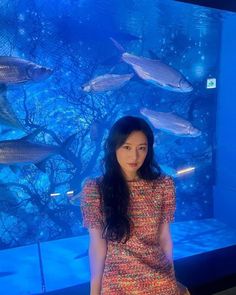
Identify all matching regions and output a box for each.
[82,73,134,92]
[110,38,193,93]
[0,56,52,84]
[0,84,24,129]
[140,107,201,137]
[0,132,76,172]
[0,139,58,165]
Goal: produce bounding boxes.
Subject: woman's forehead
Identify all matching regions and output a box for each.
[124,131,148,143]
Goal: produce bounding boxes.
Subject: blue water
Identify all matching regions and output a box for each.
[0,0,235,293]
[0,0,222,250]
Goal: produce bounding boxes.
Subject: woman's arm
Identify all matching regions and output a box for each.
[88,228,107,295]
[159,223,174,265]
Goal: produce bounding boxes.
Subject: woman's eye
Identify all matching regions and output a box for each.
[139,146,146,151]
[123,145,130,150]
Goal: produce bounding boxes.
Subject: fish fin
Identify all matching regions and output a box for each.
[35,161,47,173]
[165,83,175,89]
[110,37,126,53]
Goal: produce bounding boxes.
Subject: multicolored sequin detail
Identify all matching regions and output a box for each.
[80,176,180,295]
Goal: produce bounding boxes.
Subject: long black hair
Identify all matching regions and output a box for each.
[97,116,161,243]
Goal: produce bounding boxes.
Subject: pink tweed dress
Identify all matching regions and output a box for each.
[80,176,180,295]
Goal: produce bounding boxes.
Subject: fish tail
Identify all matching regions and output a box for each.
[109,37,125,53]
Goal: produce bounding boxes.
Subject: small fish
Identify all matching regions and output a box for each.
[0,56,52,84]
[0,84,24,129]
[140,107,201,137]
[110,38,193,93]
[82,73,134,92]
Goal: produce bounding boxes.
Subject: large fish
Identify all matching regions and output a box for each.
[0,132,75,172]
[110,38,193,93]
[140,107,201,137]
[0,139,58,165]
[0,84,23,129]
[82,73,134,92]
[0,56,52,84]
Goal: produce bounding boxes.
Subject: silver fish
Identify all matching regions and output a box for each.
[111,38,193,92]
[0,139,58,165]
[0,56,52,84]
[0,131,76,173]
[82,73,134,92]
[140,107,201,137]
[0,84,23,129]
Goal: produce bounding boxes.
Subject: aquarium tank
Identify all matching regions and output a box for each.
[0,0,235,294]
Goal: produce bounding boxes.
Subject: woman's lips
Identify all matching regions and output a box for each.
[127,163,138,167]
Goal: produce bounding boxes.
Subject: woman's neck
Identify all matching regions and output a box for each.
[125,174,139,182]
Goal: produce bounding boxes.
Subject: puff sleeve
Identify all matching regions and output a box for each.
[161,177,176,223]
[80,179,104,229]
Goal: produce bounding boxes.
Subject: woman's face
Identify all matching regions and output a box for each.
[116,131,148,180]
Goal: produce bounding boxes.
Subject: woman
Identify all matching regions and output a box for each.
[80,116,189,295]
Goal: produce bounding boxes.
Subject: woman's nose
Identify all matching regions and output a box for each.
[130,149,138,161]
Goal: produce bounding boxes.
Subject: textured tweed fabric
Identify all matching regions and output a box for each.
[80,176,180,295]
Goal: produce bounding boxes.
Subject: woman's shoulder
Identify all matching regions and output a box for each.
[81,177,102,205]
[82,176,102,195]
[82,176,101,189]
